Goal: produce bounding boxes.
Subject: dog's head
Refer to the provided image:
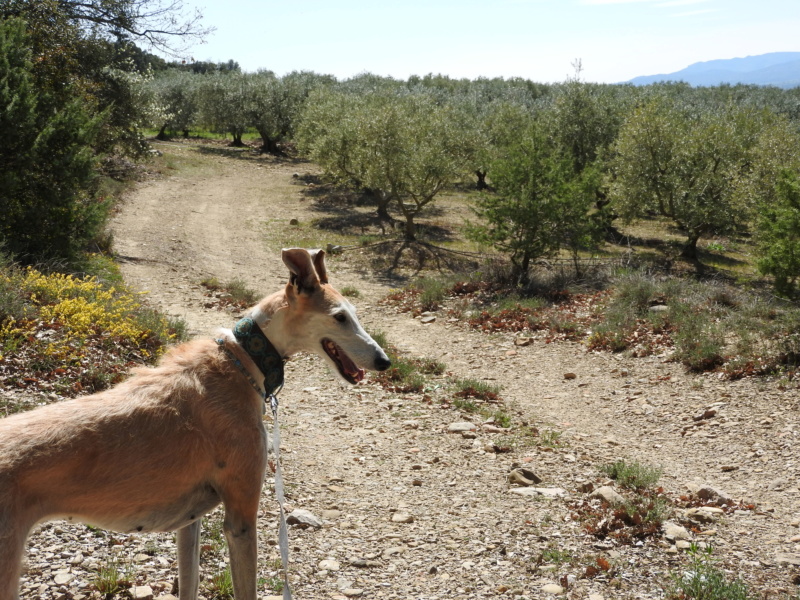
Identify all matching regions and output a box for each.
[266,248,390,383]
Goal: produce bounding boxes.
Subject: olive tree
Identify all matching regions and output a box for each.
[147,69,199,138]
[196,71,249,145]
[298,90,476,240]
[610,97,761,260]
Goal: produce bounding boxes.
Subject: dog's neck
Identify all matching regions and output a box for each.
[231,317,284,396]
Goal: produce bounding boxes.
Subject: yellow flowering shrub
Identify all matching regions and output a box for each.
[0,265,185,398]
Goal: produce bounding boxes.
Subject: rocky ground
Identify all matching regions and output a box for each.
[12,141,800,599]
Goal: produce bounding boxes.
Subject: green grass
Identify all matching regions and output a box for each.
[668,545,756,600]
[92,557,134,596]
[538,429,564,448]
[452,377,502,401]
[600,459,663,491]
[206,568,235,599]
[340,285,361,298]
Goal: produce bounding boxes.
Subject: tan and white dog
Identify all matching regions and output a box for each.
[0,248,390,600]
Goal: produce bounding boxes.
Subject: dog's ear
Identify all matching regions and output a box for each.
[310,249,328,284]
[282,248,321,293]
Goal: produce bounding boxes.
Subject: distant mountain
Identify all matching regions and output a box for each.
[628,52,800,88]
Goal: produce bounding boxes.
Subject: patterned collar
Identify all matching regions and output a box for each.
[230,317,285,397]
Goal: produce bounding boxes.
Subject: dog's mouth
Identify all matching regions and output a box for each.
[322,338,365,384]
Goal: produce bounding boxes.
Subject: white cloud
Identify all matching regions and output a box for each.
[657,0,711,5]
[579,0,655,5]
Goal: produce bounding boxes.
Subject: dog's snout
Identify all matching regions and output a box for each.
[375,355,391,371]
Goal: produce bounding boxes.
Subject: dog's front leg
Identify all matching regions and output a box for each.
[224,501,259,600]
[176,521,201,600]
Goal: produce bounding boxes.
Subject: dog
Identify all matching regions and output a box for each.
[0,248,390,600]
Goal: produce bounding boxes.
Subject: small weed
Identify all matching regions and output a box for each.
[206,568,234,599]
[487,409,512,428]
[540,545,572,565]
[92,557,133,596]
[418,357,446,375]
[668,544,756,600]
[340,285,361,298]
[600,459,663,491]
[200,277,259,309]
[263,576,285,594]
[539,429,563,448]
[452,397,479,413]
[452,378,502,402]
[413,276,449,312]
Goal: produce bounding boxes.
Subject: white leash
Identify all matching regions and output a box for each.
[270,393,292,600]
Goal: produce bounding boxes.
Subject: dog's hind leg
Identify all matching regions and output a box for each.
[223,497,260,600]
[0,516,28,600]
[176,521,201,600]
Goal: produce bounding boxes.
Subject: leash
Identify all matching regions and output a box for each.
[216,317,292,599]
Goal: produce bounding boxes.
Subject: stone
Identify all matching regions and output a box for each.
[589,486,625,506]
[776,553,800,566]
[507,468,543,486]
[686,507,724,524]
[420,316,436,324]
[691,484,734,505]
[564,372,577,380]
[319,559,341,571]
[542,583,564,594]
[349,558,381,568]
[131,586,154,600]
[53,572,73,585]
[676,540,693,550]
[321,509,342,520]
[287,508,323,528]
[509,487,566,498]
[343,590,364,597]
[514,337,534,347]
[447,422,476,433]
[391,511,414,523]
[663,521,691,541]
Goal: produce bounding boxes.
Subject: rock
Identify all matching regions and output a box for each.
[53,572,73,585]
[420,315,436,324]
[287,508,323,528]
[349,558,381,568]
[131,586,154,600]
[507,468,543,486]
[776,553,800,566]
[690,484,734,505]
[663,521,692,541]
[509,487,566,498]
[319,559,341,571]
[576,481,594,494]
[402,420,421,430]
[676,540,693,550]
[693,408,717,421]
[589,486,625,506]
[343,590,364,598]
[564,372,577,380]
[649,304,669,313]
[542,583,564,594]
[391,511,414,523]
[686,507,724,524]
[321,509,342,520]
[447,422,476,433]
[289,218,299,226]
[514,337,534,347]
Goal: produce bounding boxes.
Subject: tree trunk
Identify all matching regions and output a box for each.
[680,231,702,261]
[403,212,416,241]
[475,170,488,191]
[375,191,392,222]
[156,124,168,141]
[182,129,189,138]
[231,132,244,147]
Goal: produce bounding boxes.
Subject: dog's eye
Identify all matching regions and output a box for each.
[334,313,348,324]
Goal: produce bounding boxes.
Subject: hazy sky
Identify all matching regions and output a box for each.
[176,0,800,83]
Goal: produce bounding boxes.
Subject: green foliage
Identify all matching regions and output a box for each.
[610,96,766,260]
[754,170,800,296]
[467,119,601,283]
[600,459,663,491]
[206,568,235,599]
[298,88,476,239]
[668,545,756,600]
[0,18,108,262]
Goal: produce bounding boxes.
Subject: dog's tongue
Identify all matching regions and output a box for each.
[341,352,365,382]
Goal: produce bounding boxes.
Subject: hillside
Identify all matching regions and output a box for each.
[628,51,800,88]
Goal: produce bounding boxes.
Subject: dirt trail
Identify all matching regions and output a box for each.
[19,141,800,599]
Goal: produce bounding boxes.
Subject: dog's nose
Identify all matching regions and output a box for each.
[374,356,391,371]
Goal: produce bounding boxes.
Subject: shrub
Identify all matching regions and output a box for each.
[600,459,662,491]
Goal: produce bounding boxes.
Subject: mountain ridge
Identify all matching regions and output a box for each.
[628,52,800,88]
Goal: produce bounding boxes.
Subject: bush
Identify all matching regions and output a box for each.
[0,18,108,263]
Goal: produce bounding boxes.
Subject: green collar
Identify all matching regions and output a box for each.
[231,317,285,397]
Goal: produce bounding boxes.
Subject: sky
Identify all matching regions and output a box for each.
[171,0,800,84]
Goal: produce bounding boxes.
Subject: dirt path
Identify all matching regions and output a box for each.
[20,142,800,599]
